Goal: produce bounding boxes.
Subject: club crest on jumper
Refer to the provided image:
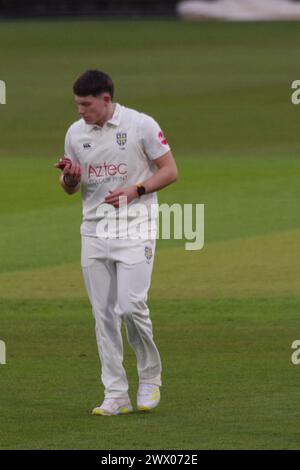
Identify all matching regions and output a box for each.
[116,131,127,147]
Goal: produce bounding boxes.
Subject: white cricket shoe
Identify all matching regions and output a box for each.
[137,383,161,411]
[92,397,133,416]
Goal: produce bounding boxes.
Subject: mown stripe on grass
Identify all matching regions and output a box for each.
[0,228,299,300]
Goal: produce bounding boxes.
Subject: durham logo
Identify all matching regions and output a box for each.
[0,80,6,104]
[0,340,6,365]
[116,131,127,146]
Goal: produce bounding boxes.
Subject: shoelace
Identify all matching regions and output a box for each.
[139,384,159,394]
[101,398,128,408]
[102,398,118,406]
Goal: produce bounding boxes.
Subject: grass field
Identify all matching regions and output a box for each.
[0,19,300,450]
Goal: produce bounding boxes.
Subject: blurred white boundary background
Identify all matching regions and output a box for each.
[177,0,300,20]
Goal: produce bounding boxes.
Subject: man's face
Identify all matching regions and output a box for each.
[74,93,110,125]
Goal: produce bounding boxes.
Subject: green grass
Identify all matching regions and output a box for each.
[0,19,300,449]
[1,297,300,450]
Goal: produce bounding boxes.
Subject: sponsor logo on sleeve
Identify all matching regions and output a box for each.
[158,130,168,145]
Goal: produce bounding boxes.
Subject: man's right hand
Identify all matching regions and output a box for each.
[54,157,72,171]
[54,156,82,193]
[63,161,82,186]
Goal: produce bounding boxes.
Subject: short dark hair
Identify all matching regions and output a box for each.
[73,70,114,99]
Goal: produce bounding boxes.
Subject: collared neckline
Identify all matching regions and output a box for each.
[107,103,122,127]
[86,103,122,132]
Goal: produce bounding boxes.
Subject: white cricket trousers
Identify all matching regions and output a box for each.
[81,235,162,399]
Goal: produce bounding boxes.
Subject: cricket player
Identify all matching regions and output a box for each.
[55,70,178,416]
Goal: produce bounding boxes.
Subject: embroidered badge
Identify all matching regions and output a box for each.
[145,246,153,263]
[116,131,127,147]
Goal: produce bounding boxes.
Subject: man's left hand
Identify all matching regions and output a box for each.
[104,185,139,208]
